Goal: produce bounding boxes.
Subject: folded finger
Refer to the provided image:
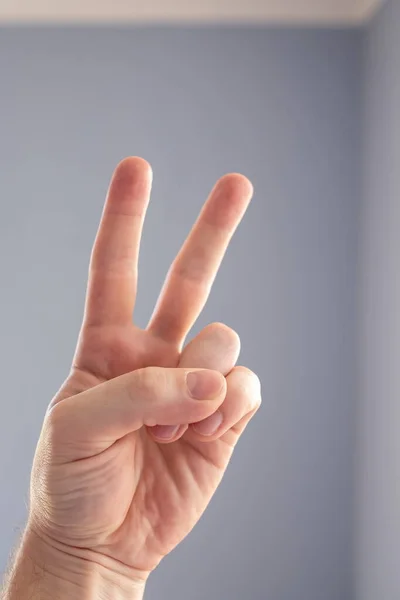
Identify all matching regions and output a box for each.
[148,322,240,443]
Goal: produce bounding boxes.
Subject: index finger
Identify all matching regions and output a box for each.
[147,173,253,345]
[83,157,152,327]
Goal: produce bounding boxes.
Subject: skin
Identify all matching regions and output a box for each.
[2,157,261,599]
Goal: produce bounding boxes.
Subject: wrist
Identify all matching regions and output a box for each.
[3,526,146,600]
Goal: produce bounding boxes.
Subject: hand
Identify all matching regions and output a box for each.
[28,157,262,585]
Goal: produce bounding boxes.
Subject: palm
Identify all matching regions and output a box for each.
[52,324,237,572]
[38,158,256,577]
[114,425,232,568]
[66,406,232,573]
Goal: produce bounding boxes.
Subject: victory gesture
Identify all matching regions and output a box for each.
[5,157,261,600]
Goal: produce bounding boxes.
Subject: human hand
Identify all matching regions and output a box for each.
[26,158,261,589]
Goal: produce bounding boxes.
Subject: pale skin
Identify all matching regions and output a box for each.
[2,157,261,600]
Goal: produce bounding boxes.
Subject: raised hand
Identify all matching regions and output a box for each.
[28,157,261,588]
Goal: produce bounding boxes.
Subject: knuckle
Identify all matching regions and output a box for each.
[41,401,70,449]
[45,401,64,432]
[210,321,240,340]
[206,322,241,352]
[131,366,168,400]
[233,366,262,410]
[130,367,153,398]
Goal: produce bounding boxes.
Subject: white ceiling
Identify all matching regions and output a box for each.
[0,0,385,24]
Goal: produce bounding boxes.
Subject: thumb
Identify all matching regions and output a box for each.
[47,367,226,444]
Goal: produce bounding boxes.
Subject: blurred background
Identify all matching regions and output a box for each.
[0,1,397,599]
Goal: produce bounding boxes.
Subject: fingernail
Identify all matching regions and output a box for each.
[192,411,223,436]
[186,370,224,400]
[151,425,180,440]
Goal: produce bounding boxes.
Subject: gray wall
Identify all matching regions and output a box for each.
[0,28,361,599]
[357,2,400,598]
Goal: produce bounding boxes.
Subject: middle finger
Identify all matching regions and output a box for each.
[147,173,253,346]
